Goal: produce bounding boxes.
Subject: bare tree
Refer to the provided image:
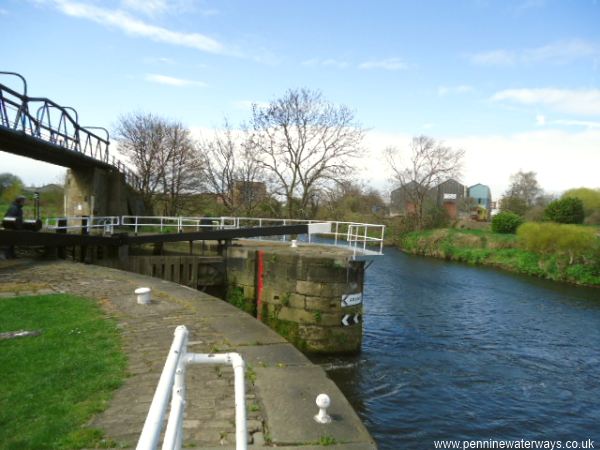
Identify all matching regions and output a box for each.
[160,122,201,216]
[116,112,200,214]
[250,88,364,218]
[386,135,464,229]
[116,112,167,209]
[199,121,266,215]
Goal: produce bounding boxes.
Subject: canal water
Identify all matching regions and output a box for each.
[313,247,600,449]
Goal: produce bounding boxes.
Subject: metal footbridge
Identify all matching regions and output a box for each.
[0,71,139,187]
[1,215,385,258]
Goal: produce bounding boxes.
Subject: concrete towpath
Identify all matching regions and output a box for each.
[0,259,377,449]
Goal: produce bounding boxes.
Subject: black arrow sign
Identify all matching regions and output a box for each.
[341,313,361,326]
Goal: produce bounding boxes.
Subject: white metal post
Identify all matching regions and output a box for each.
[137,326,188,450]
[162,329,187,450]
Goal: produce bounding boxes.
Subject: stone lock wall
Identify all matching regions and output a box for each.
[65,167,146,216]
[226,245,365,354]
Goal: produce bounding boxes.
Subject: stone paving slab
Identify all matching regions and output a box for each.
[0,259,377,449]
[254,366,376,447]
[239,343,314,367]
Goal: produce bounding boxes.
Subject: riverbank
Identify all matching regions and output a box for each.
[0,259,376,449]
[396,228,600,287]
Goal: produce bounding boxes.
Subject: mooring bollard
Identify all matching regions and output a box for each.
[314,393,331,424]
[135,287,152,305]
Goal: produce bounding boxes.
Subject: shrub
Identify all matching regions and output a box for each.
[492,211,523,234]
[517,222,597,264]
[544,197,585,224]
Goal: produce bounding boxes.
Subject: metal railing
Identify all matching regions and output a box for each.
[0,71,141,189]
[137,325,246,450]
[42,215,385,256]
[45,216,120,234]
[119,216,385,256]
[121,215,238,234]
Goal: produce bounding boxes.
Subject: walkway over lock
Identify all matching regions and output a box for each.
[42,215,386,257]
[0,71,139,188]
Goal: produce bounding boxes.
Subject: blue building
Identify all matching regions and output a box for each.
[468,184,492,212]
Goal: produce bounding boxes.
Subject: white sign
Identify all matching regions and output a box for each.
[443,193,457,200]
[341,293,362,308]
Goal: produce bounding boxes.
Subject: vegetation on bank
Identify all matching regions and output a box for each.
[397,226,600,287]
[0,294,126,450]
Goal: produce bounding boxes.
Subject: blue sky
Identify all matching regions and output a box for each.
[1,0,599,198]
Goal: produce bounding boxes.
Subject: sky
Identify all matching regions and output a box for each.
[1,0,599,200]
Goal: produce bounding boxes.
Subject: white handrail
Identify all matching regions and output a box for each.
[45,216,119,233]
[137,325,247,450]
[44,215,386,256]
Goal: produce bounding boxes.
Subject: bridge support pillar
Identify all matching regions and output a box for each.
[64,167,146,216]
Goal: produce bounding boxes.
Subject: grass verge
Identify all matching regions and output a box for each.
[398,228,600,287]
[0,294,126,450]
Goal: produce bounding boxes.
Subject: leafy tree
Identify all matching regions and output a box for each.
[317,181,386,221]
[249,88,364,218]
[0,173,23,200]
[562,188,600,224]
[491,211,523,234]
[563,188,600,212]
[500,196,528,216]
[501,171,544,215]
[0,176,24,204]
[544,197,585,224]
[386,135,464,229]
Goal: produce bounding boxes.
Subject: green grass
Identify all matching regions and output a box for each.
[0,294,126,450]
[398,227,600,287]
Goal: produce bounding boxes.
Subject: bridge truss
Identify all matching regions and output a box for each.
[0,71,140,188]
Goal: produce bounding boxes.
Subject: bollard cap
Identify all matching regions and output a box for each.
[134,287,151,295]
[316,393,330,409]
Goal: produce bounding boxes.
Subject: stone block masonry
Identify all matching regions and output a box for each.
[226,242,365,353]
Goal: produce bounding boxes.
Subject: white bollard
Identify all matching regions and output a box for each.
[135,287,152,305]
[314,393,331,424]
[291,239,298,248]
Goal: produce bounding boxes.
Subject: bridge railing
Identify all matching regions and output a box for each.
[137,325,247,450]
[119,216,385,256]
[42,215,385,256]
[45,216,120,234]
[0,72,141,189]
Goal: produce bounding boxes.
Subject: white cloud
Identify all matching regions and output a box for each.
[360,129,600,196]
[492,88,600,116]
[145,73,207,87]
[552,119,600,129]
[535,114,546,126]
[358,57,409,71]
[50,0,224,54]
[121,0,216,17]
[122,0,169,16]
[438,85,474,96]
[469,39,598,66]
